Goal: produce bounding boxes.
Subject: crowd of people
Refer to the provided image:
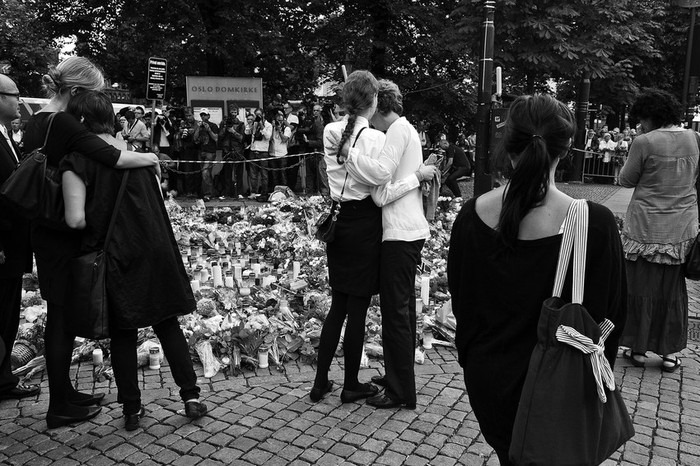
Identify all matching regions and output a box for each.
[0,53,698,466]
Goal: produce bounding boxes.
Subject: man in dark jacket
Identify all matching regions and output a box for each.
[0,74,39,401]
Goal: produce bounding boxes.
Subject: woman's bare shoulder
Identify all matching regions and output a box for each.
[474,186,506,229]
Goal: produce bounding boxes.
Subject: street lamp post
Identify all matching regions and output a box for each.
[674,0,700,125]
[474,1,496,197]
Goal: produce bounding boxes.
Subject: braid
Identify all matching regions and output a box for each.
[336,114,358,164]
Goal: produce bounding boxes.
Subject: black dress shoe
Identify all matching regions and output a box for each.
[370,375,387,387]
[124,406,146,431]
[185,401,208,419]
[367,393,416,410]
[69,392,105,407]
[309,381,334,402]
[46,406,102,429]
[340,383,379,403]
[0,383,40,400]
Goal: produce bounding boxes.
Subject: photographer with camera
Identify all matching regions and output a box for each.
[193,108,219,202]
[269,110,292,189]
[218,104,245,198]
[246,108,272,199]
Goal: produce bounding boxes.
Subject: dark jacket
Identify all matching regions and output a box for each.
[0,134,32,279]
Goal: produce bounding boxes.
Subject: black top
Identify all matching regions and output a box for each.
[447,198,627,449]
[447,144,469,168]
[60,154,195,328]
[0,135,31,278]
[23,112,121,304]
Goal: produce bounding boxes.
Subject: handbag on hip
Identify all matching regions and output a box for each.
[67,171,130,340]
[314,127,366,243]
[0,113,66,229]
[509,199,634,466]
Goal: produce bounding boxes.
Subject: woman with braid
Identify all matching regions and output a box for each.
[310,70,436,403]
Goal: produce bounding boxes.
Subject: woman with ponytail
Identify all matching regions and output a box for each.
[22,56,160,429]
[447,94,627,465]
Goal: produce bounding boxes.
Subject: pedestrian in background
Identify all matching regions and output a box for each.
[447,94,626,465]
[619,88,698,372]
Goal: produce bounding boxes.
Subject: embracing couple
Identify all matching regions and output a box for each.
[310,70,437,409]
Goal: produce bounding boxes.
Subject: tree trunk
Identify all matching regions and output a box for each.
[369,1,391,77]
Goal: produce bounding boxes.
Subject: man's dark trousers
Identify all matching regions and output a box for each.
[380,239,424,404]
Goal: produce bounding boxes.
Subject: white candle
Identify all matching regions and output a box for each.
[225,275,234,288]
[234,265,242,281]
[239,287,251,296]
[293,261,301,279]
[420,275,430,305]
[496,66,502,96]
[212,263,224,288]
[92,348,103,365]
[190,279,200,292]
[416,298,423,313]
[258,347,269,369]
[252,263,262,275]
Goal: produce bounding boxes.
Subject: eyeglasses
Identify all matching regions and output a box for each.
[0,91,21,99]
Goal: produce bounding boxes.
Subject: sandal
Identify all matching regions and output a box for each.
[662,356,681,373]
[622,349,646,367]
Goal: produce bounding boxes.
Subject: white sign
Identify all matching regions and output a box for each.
[186,76,263,118]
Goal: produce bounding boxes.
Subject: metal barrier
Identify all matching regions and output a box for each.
[576,148,626,183]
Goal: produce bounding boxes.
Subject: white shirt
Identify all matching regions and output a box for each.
[250,120,273,152]
[324,116,385,201]
[599,139,616,162]
[0,125,19,163]
[272,125,293,157]
[346,117,430,242]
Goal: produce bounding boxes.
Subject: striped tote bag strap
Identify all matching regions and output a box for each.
[552,199,589,303]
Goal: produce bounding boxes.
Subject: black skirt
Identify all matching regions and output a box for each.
[326,197,382,297]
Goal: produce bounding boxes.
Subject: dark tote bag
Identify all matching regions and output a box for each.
[684,233,700,280]
[0,113,65,229]
[67,171,129,340]
[509,199,634,466]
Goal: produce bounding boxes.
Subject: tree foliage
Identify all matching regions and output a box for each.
[4,0,695,135]
[0,0,59,95]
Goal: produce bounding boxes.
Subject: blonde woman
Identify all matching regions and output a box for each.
[22,56,159,429]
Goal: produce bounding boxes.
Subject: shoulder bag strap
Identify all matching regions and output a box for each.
[551,199,588,301]
[39,113,58,152]
[104,171,130,249]
[338,126,368,201]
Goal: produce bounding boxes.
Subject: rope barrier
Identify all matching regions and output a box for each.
[163,151,322,176]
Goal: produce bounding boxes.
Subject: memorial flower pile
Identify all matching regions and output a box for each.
[16,195,463,379]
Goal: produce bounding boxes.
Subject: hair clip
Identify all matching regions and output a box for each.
[532,134,544,140]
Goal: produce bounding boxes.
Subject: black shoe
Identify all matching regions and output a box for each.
[0,383,40,400]
[124,406,146,431]
[185,401,208,419]
[46,406,102,429]
[69,392,105,407]
[341,383,379,403]
[367,393,416,410]
[309,381,334,402]
[370,375,387,388]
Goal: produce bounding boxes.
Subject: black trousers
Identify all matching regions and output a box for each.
[445,166,469,198]
[0,277,22,394]
[110,316,199,415]
[44,301,79,409]
[380,239,424,404]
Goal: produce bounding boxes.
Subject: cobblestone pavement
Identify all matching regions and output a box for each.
[3,183,700,466]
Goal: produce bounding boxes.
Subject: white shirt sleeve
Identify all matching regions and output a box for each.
[370,174,421,207]
[345,122,408,186]
[262,121,273,140]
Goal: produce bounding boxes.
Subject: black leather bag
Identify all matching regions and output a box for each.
[684,233,700,280]
[0,114,66,229]
[509,200,634,466]
[67,172,129,340]
[314,200,341,243]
